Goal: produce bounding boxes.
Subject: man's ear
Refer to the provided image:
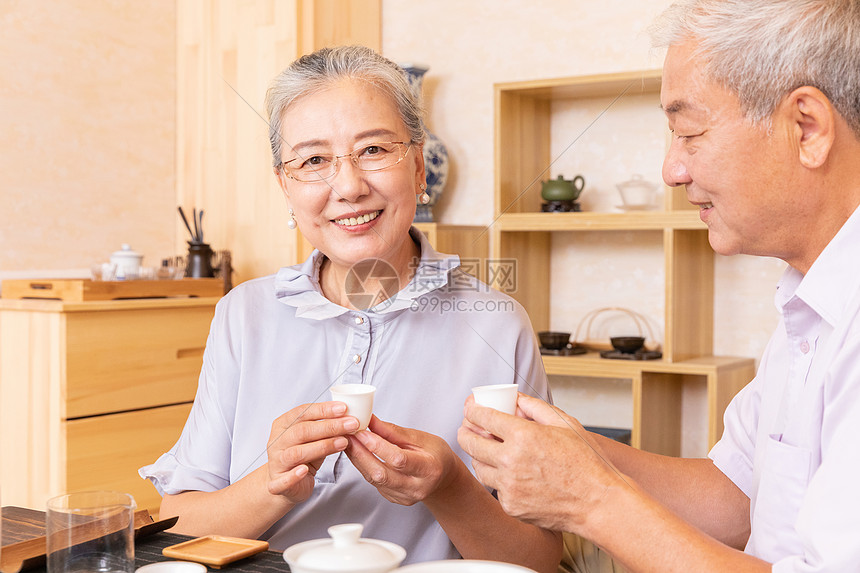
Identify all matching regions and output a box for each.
[785,86,835,169]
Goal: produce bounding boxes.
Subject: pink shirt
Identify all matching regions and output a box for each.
[710,206,860,572]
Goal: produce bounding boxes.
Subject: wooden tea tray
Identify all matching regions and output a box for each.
[1,278,223,301]
[0,506,177,571]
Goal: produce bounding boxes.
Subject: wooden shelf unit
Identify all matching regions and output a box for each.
[492,70,755,455]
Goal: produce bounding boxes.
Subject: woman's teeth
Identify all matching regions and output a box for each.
[334,210,380,226]
[700,202,713,210]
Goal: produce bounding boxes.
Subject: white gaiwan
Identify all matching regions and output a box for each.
[397,561,539,573]
[284,524,406,573]
[616,174,660,210]
[110,243,144,280]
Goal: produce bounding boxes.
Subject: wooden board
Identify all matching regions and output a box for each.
[1,279,223,301]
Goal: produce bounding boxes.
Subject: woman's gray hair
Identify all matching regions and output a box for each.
[650,0,860,138]
[265,45,426,168]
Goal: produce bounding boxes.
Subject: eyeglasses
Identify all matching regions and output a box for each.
[279,141,413,182]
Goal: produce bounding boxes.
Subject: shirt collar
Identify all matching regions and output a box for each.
[273,226,460,320]
[775,204,860,327]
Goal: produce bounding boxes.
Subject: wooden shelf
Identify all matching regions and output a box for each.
[492,70,755,455]
[496,211,706,232]
[541,352,752,378]
[542,353,753,453]
[495,69,663,100]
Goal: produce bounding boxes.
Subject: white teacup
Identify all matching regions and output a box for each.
[471,384,519,415]
[330,384,376,431]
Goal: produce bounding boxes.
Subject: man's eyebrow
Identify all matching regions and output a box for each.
[661,100,693,115]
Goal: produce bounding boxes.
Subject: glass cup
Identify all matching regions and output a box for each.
[330,384,376,431]
[471,384,519,415]
[46,491,136,573]
[91,263,118,281]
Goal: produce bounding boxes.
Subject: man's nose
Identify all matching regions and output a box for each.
[662,139,692,188]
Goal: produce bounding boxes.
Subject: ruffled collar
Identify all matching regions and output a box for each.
[273,227,460,320]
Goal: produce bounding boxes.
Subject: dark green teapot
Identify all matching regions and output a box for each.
[541,175,585,202]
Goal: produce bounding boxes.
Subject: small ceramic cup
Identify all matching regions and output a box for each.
[471,384,518,415]
[330,384,376,431]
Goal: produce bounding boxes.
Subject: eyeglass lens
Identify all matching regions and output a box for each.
[284,142,410,182]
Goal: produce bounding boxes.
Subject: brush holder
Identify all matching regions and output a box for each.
[185,242,215,278]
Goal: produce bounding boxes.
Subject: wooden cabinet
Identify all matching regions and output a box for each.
[493,70,755,454]
[0,298,218,514]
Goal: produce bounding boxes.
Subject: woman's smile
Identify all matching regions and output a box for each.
[332,209,381,229]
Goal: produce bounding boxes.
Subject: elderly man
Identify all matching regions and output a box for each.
[460,1,860,571]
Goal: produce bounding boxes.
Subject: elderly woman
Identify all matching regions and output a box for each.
[140,45,560,569]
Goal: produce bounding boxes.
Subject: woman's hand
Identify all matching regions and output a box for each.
[344,415,460,506]
[265,401,358,505]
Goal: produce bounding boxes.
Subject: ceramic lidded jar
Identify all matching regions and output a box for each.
[110,243,144,280]
[284,524,407,573]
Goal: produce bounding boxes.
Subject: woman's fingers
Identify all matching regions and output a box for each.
[265,401,358,503]
[345,432,418,505]
[268,401,358,449]
[345,422,451,506]
[271,435,348,470]
[349,430,412,475]
[267,463,310,496]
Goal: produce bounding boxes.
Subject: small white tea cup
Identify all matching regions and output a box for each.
[471,384,518,415]
[330,384,376,431]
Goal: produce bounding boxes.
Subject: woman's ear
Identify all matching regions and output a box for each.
[275,167,291,197]
[414,143,426,197]
[785,86,836,169]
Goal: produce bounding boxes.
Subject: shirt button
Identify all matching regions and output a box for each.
[352,354,362,364]
[800,340,810,354]
[354,316,365,325]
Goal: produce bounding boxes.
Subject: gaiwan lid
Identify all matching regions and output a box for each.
[110,243,143,261]
[285,524,406,573]
[615,174,657,192]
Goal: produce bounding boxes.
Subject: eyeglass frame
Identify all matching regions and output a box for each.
[277,141,414,183]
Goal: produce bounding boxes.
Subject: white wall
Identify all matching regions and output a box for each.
[383,0,785,456]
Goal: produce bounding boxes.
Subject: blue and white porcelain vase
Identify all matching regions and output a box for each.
[401,64,449,223]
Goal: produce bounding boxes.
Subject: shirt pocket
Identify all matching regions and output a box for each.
[749,434,812,561]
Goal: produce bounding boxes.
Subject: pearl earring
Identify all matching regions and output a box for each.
[287,208,297,230]
[419,183,430,205]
